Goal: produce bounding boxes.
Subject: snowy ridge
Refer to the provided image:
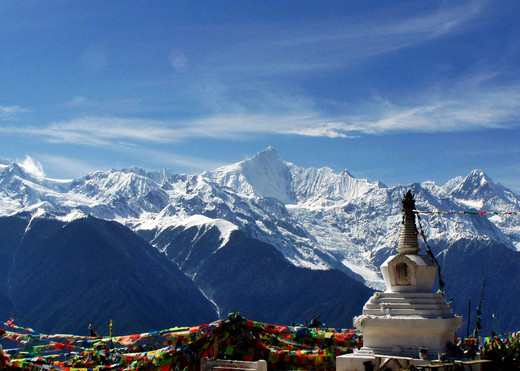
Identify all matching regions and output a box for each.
[134,213,238,250]
[1,149,520,289]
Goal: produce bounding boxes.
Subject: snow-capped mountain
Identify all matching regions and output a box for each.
[1,148,520,334]
[210,148,520,286]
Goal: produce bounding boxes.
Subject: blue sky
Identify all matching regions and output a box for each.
[2,0,520,192]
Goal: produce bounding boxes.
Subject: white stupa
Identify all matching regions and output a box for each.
[338,190,462,370]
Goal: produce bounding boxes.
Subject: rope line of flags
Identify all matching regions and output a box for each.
[415,210,519,215]
[0,313,360,370]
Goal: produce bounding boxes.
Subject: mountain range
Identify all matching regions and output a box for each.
[1,147,520,336]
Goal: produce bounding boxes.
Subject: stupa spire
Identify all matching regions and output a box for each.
[397,190,420,255]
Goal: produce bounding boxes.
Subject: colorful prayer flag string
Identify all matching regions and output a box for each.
[415,210,520,215]
[1,313,361,371]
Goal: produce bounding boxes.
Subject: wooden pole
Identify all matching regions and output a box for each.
[466,297,471,338]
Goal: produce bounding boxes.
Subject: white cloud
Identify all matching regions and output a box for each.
[134,148,225,172]
[280,122,356,139]
[1,114,340,145]
[182,75,520,138]
[346,76,520,135]
[38,154,104,179]
[183,114,355,139]
[2,64,520,147]
[66,96,88,106]
[0,105,28,120]
[3,81,520,147]
[40,150,224,179]
[11,117,186,146]
[18,155,45,178]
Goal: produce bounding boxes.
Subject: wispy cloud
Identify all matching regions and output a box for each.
[193,0,485,76]
[66,96,88,107]
[5,117,186,146]
[345,76,520,135]
[0,105,28,120]
[38,150,225,179]
[0,114,329,145]
[3,75,520,147]
[133,148,225,172]
[280,122,357,139]
[38,154,105,179]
